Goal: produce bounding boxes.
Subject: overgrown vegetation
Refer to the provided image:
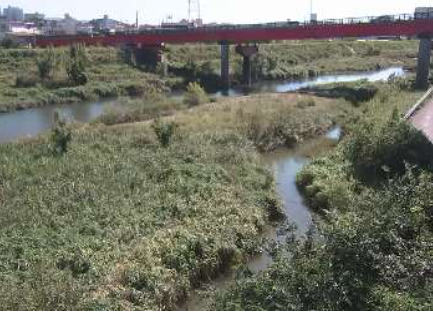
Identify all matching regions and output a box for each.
[0,47,171,112]
[301,80,379,104]
[183,82,209,106]
[215,84,433,310]
[0,39,428,310]
[49,112,72,155]
[152,119,178,147]
[36,46,61,81]
[0,90,354,310]
[0,40,418,112]
[66,44,89,86]
[166,40,417,90]
[0,127,278,310]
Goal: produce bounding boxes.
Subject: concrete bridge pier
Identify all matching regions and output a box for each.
[415,35,432,90]
[236,44,259,86]
[220,42,230,89]
[132,44,165,70]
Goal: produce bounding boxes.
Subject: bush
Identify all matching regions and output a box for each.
[217,168,433,311]
[303,82,379,105]
[36,47,61,80]
[15,74,39,88]
[344,109,433,179]
[66,44,89,86]
[152,119,178,147]
[0,37,18,49]
[49,112,72,155]
[183,82,209,107]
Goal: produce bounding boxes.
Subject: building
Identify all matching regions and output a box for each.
[42,14,78,35]
[25,12,45,22]
[0,19,40,44]
[91,15,129,33]
[161,19,194,29]
[24,12,45,28]
[76,23,94,35]
[3,6,24,21]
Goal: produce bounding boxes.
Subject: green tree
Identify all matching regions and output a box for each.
[66,44,89,86]
[49,112,72,155]
[36,46,60,80]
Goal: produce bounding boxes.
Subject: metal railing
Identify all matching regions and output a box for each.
[122,12,422,35]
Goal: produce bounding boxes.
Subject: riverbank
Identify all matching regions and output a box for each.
[166,40,417,86]
[0,67,403,144]
[0,47,173,113]
[0,91,356,310]
[214,84,433,310]
[0,40,417,113]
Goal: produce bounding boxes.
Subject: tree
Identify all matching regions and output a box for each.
[49,112,72,156]
[36,46,60,80]
[66,44,89,86]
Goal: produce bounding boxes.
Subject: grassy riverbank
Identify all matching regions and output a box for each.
[215,85,433,310]
[0,91,357,310]
[0,47,172,113]
[0,40,417,112]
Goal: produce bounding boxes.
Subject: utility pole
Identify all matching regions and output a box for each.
[188,0,201,22]
[188,0,192,21]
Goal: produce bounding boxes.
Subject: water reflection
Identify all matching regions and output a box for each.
[0,100,115,143]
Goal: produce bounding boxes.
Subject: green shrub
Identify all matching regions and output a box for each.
[36,47,61,80]
[183,82,209,107]
[49,112,72,155]
[15,74,39,88]
[217,168,433,311]
[0,37,18,49]
[66,44,89,86]
[302,81,379,105]
[152,119,178,147]
[344,109,433,179]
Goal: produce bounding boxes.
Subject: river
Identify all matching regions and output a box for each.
[0,67,404,144]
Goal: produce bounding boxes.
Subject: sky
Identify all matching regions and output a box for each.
[1,0,433,24]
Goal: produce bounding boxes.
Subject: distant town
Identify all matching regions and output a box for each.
[0,4,206,43]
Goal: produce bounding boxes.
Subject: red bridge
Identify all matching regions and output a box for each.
[35,13,433,89]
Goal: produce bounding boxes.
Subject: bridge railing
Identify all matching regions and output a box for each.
[38,11,433,40]
[133,12,418,34]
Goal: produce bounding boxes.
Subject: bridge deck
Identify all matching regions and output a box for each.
[35,14,433,47]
